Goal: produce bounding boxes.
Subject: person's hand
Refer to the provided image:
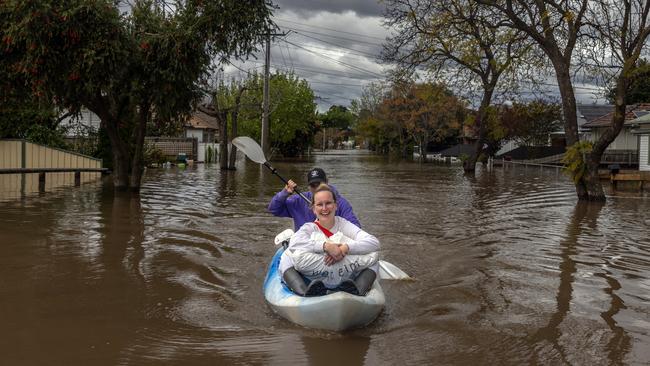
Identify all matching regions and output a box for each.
[323,241,346,265]
[324,254,337,266]
[285,180,297,194]
[339,243,349,256]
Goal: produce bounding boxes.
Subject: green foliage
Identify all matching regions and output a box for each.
[234,71,317,156]
[607,58,650,104]
[320,105,356,129]
[143,144,166,166]
[355,81,464,155]
[494,99,563,147]
[206,145,215,163]
[562,141,593,184]
[1,0,274,187]
[0,59,68,147]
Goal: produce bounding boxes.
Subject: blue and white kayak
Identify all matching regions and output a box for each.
[263,247,385,331]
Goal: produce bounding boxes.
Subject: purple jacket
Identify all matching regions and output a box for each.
[268,184,361,231]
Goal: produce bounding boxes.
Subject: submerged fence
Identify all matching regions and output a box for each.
[0,139,105,199]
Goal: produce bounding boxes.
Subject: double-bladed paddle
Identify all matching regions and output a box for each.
[232,136,412,280]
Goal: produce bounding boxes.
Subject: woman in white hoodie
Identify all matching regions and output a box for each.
[279,184,380,296]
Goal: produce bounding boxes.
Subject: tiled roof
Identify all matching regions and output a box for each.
[577,104,614,123]
[185,107,219,130]
[581,103,650,128]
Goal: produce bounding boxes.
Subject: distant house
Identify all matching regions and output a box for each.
[629,114,650,171]
[184,107,220,143]
[581,103,650,168]
[577,104,615,135]
[59,108,102,137]
[581,103,650,150]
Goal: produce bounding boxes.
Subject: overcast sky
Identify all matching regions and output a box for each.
[224,0,608,112]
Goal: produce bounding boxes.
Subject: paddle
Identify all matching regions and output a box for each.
[232,136,412,280]
[232,136,310,204]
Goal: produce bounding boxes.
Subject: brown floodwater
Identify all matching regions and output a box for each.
[1,153,649,365]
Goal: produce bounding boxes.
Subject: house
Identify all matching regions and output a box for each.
[577,104,615,135]
[629,114,650,171]
[581,103,650,168]
[184,107,219,143]
[581,103,650,150]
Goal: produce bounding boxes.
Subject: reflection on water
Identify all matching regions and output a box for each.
[1,155,649,365]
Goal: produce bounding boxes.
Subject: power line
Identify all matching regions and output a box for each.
[274,18,386,41]
[287,30,381,59]
[278,26,384,46]
[282,39,384,78]
[245,58,383,80]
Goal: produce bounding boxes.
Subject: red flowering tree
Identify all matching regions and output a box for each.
[1,0,274,190]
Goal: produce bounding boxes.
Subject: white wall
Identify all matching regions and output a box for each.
[197,143,219,163]
[590,128,638,150]
[186,129,202,142]
[640,135,650,171]
[496,140,519,156]
[60,109,101,136]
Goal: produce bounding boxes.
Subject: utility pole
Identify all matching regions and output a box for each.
[261,33,271,156]
[261,30,289,157]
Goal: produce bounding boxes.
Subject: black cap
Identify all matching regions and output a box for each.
[307,168,327,185]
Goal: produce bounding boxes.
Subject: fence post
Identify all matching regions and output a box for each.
[38,172,46,192]
[21,140,26,196]
[75,171,81,186]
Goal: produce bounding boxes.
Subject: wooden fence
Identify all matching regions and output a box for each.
[145,137,197,161]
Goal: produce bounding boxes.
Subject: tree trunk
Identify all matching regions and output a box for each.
[583,73,630,201]
[102,116,130,190]
[228,87,246,170]
[553,60,591,200]
[218,111,228,170]
[228,110,238,170]
[464,89,493,173]
[129,102,149,191]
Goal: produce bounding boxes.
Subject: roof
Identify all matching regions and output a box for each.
[582,103,650,128]
[438,144,476,157]
[185,107,219,130]
[577,104,614,124]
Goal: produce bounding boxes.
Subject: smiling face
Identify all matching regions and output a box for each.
[312,190,337,222]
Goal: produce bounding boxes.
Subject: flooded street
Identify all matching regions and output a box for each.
[1,153,649,365]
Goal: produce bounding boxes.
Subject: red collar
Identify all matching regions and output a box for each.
[313,220,333,237]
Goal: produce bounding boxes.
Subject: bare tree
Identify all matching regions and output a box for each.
[476,0,609,199]
[580,0,650,196]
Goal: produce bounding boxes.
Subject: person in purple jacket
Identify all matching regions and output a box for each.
[268,167,360,231]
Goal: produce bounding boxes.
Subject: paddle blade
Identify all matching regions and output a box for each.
[378,260,412,280]
[232,136,267,164]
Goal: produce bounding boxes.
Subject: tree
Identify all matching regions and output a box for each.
[320,105,356,130]
[606,59,650,104]
[204,77,248,170]
[1,0,274,190]
[382,0,533,172]
[235,71,317,157]
[351,82,389,150]
[498,100,563,146]
[476,0,625,200]
[578,0,650,200]
[316,105,357,150]
[380,82,465,162]
[0,63,71,147]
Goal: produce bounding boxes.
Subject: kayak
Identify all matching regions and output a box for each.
[263,247,385,331]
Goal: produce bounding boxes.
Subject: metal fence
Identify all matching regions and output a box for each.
[0,139,104,200]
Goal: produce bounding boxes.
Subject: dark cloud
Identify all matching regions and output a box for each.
[273,0,385,17]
